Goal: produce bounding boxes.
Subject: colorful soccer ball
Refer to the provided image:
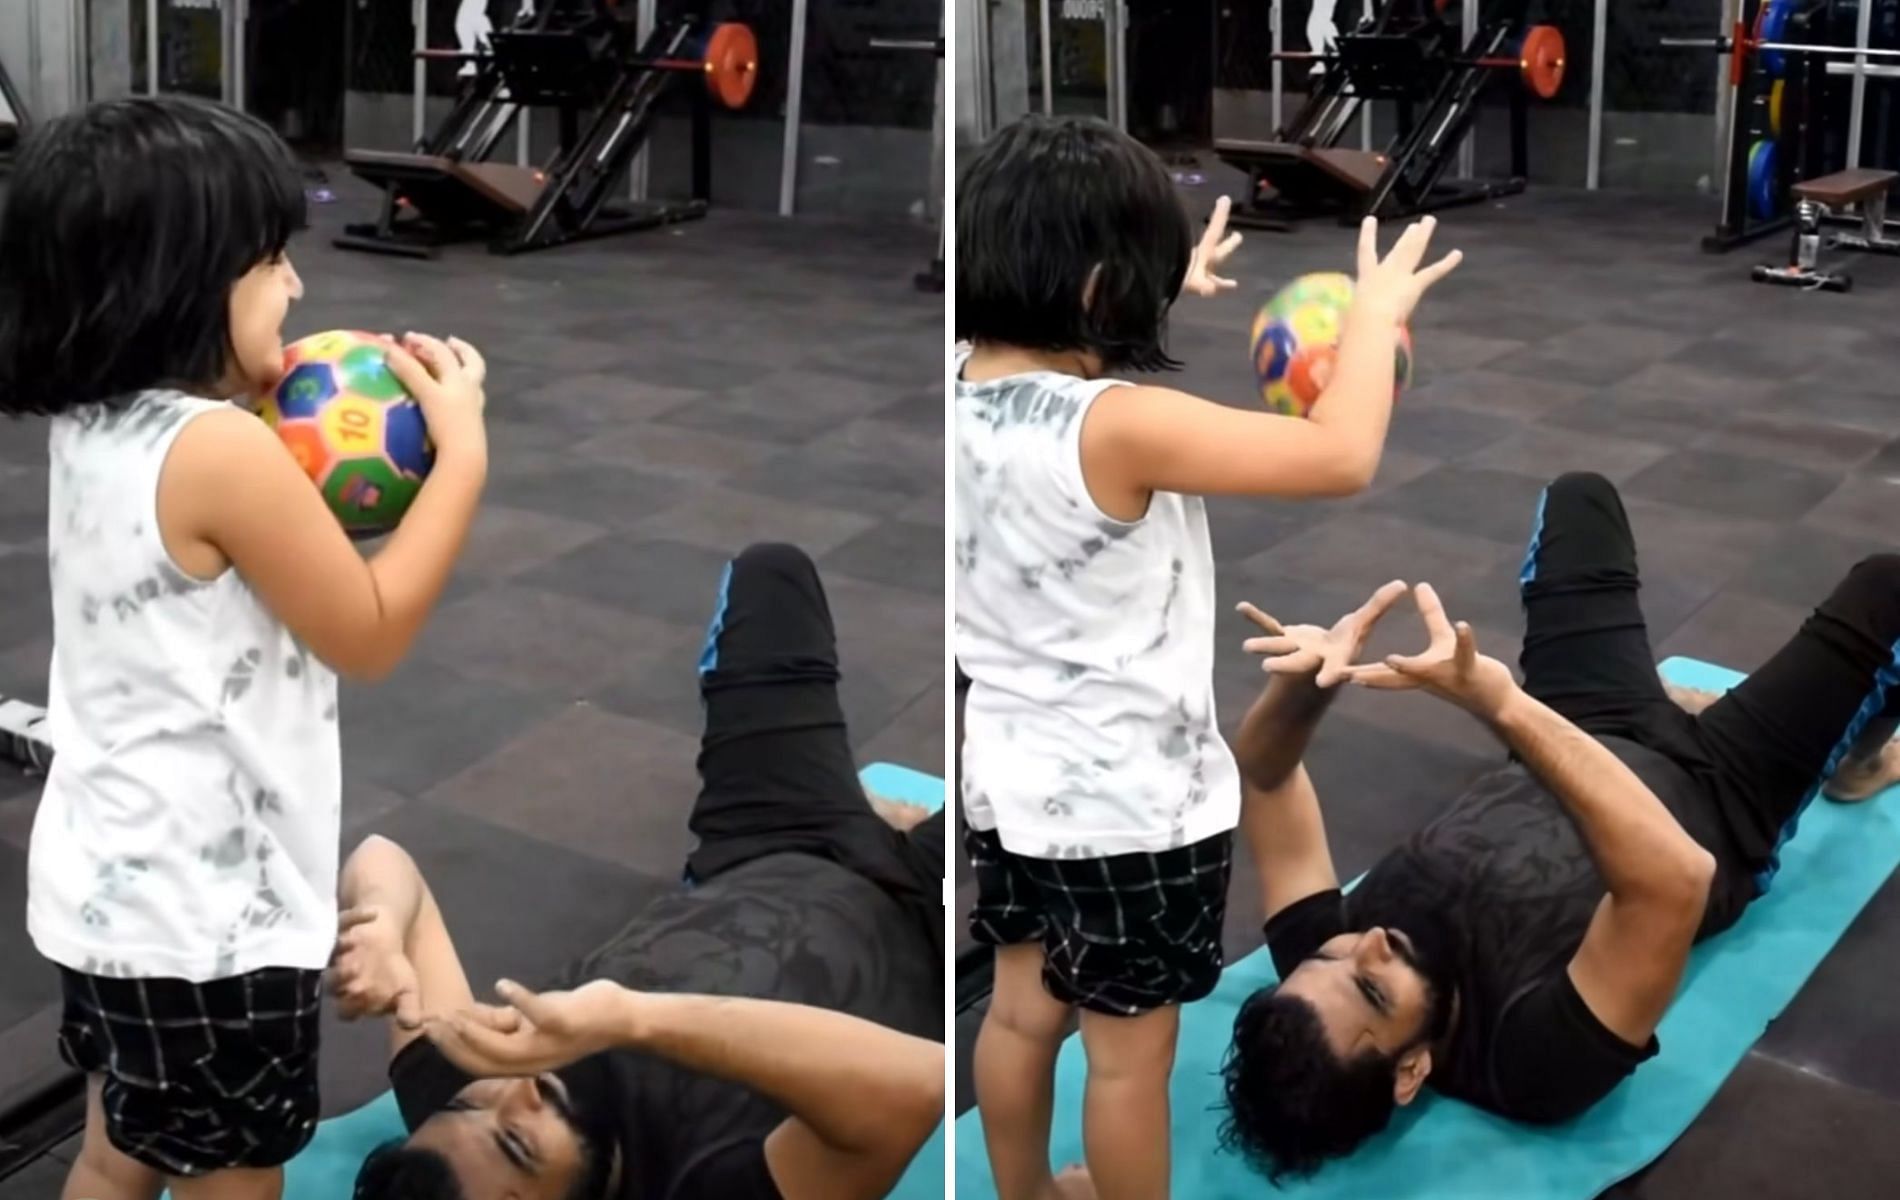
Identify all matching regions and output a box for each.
[1250,272,1414,418]
[259,330,433,537]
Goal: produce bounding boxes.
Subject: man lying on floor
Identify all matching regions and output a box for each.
[1222,471,1900,1181]
[332,543,945,1200]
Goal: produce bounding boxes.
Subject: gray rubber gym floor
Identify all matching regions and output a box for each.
[955,173,1900,1200]
[0,174,942,1193]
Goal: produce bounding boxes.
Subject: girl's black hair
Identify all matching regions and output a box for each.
[0,94,307,416]
[955,115,1193,373]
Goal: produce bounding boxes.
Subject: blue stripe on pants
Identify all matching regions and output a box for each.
[1756,636,1900,894]
[697,560,734,677]
[1519,487,1549,588]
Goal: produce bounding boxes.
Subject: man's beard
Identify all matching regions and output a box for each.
[1389,913,1459,1045]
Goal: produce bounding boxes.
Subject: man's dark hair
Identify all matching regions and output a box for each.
[353,1141,466,1199]
[352,1128,612,1200]
[1219,987,1400,1183]
[955,114,1192,373]
[0,94,306,417]
[568,1130,616,1200]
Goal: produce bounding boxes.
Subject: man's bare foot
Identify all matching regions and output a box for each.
[1823,739,1900,803]
[1046,1164,1097,1200]
[869,793,932,832]
[1664,682,1723,716]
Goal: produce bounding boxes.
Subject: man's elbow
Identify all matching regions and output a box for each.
[877,1046,944,1163]
[343,834,408,876]
[1662,844,1717,915]
[898,1046,945,1142]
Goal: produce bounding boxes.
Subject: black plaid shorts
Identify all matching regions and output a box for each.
[57,965,323,1176]
[965,825,1233,1016]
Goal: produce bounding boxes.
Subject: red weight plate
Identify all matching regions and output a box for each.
[704,22,759,110]
[1521,24,1566,100]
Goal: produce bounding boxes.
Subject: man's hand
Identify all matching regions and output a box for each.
[1237,578,1408,688]
[425,979,628,1077]
[1346,583,1519,718]
[1182,196,1243,297]
[330,906,423,1029]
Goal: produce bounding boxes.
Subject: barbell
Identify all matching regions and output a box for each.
[1661,21,1900,92]
[634,21,759,110]
[1270,24,1566,100]
[427,20,760,110]
[1664,37,1900,60]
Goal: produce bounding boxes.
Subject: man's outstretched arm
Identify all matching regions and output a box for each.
[1231,583,1408,922]
[1236,672,1343,923]
[1354,585,1716,1046]
[428,980,943,1200]
[335,835,478,1059]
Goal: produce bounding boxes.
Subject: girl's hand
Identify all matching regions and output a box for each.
[382,332,488,459]
[1183,196,1243,297]
[1351,215,1463,325]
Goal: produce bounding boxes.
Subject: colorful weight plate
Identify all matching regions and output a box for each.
[1759,0,1792,78]
[1747,138,1779,221]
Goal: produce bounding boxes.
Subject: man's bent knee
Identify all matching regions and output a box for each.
[1548,470,1618,501]
[1848,553,1900,589]
[734,541,817,576]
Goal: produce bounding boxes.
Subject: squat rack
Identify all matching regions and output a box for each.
[1661,0,1900,251]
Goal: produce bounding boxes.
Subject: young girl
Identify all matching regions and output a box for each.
[955,115,1460,1200]
[0,97,488,1200]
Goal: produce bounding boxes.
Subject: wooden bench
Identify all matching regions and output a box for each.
[1753,168,1899,293]
[1794,168,1900,252]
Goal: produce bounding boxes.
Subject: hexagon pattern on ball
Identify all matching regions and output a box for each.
[258,330,434,537]
[1250,272,1414,418]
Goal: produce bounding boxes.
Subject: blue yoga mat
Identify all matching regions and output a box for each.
[252,763,945,1200]
[954,659,1900,1199]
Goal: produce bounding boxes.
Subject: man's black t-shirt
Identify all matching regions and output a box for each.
[390,852,942,1200]
[1264,736,1745,1124]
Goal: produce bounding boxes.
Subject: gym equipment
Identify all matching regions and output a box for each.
[260,331,434,538]
[337,3,759,258]
[1214,2,1568,229]
[867,27,946,294]
[1748,138,1781,219]
[1250,272,1413,417]
[954,656,1900,1199]
[1753,169,1900,291]
[1660,0,1900,252]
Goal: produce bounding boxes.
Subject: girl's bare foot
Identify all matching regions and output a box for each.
[1664,682,1723,716]
[869,793,932,832]
[1823,738,1900,803]
[1047,1164,1097,1200]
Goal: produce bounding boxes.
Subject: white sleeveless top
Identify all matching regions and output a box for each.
[28,391,342,982]
[955,356,1240,859]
